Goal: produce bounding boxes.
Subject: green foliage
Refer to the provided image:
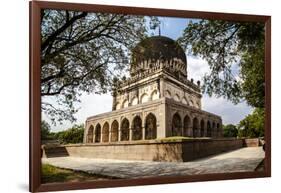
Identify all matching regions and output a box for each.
[238,108,265,138]
[41,10,151,124]
[55,124,85,144]
[41,164,109,183]
[178,20,265,108]
[41,120,53,140]
[223,124,238,137]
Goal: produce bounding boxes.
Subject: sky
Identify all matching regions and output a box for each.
[43,16,253,132]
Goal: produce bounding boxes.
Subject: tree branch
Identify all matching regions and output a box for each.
[41,11,87,51]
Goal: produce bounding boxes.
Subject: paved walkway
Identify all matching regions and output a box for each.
[42,147,264,179]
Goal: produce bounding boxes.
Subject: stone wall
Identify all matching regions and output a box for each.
[243,138,260,147]
[43,138,245,162]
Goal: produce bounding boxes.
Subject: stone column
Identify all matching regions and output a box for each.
[129,128,132,141]
[204,124,207,137]
[100,131,103,143]
[118,129,121,142]
[109,129,112,142]
[142,126,145,140]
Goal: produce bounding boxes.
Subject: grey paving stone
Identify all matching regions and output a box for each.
[42,147,264,179]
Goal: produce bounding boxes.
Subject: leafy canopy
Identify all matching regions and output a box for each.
[41,10,153,124]
[178,20,265,108]
[223,124,238,138]
[41,120,53,140]
[54,124,85,144]
[238,108,265,138]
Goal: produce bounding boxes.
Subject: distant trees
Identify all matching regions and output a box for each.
[41,121,85,144]
[237,108,265,138]
[54,124,85,144]
[223,124,238,137]
[41,120,54,140]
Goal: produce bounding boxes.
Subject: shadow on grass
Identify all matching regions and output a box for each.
[41,164,120,184]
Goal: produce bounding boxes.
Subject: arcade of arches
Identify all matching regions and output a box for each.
[171,113,221,138]
[86,113,157,143]
[86,110,221,143]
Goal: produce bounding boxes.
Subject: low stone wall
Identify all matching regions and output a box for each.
[243,138,260,147]
[43,138,245,162]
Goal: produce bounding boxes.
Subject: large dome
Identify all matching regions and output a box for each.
[130,36,187,78]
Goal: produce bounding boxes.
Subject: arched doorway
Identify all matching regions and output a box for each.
[172,113,182,136]
[94,123,101,142]
[111,120,119,142]
[207,121,211,137]
[87,125,94,143]
[193,117,199,137]
[121,118,130,141]
[200,120,205,137]
[102,122,109,142]
[132,116,142,140]
[183,115,191,136]
[145,113,157,139]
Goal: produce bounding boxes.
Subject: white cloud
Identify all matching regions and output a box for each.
[202,95,253,125]
[187,56,210,82]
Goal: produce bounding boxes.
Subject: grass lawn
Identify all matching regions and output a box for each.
[157,136,210,142]
[41,164,118,184]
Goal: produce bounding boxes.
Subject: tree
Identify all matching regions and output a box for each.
[178,20,265,108]
[223,124,238,137]
[55,124,85,144]
[41,120,52,140]
[237,108,265,138]
[41,10,151,123]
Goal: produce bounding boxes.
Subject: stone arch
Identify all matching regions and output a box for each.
[172,113,182,136]
[121,118,130,141]
[145,113,157,139]
[122,99,129,108]
[174,94,180,102]
[200,119,205,137]
[111,120,119,142]
[151,90,159,100]
[102,122,109,142]
[132,116,142,140]
[182,97,188,105]
[193,117,199,137]
[183,115,191,136]
[207,121,212,137]
[115,102,121,110]
[87,125,94,143]
[140,93,149,103]
[165,90,172,99]
[94,123,101,143]
[131,96,138,106]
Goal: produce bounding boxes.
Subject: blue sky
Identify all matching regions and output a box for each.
[43,16,253,132]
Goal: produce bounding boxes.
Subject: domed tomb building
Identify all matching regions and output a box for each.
[84,36,222,143]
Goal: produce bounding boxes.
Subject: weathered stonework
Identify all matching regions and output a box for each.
[43,138,245,162]
[84,36,223,145]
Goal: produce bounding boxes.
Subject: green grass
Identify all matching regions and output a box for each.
[157,136,211,142]
[41,164,118,184]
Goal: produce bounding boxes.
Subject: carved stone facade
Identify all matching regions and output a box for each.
[84,36,222,143]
